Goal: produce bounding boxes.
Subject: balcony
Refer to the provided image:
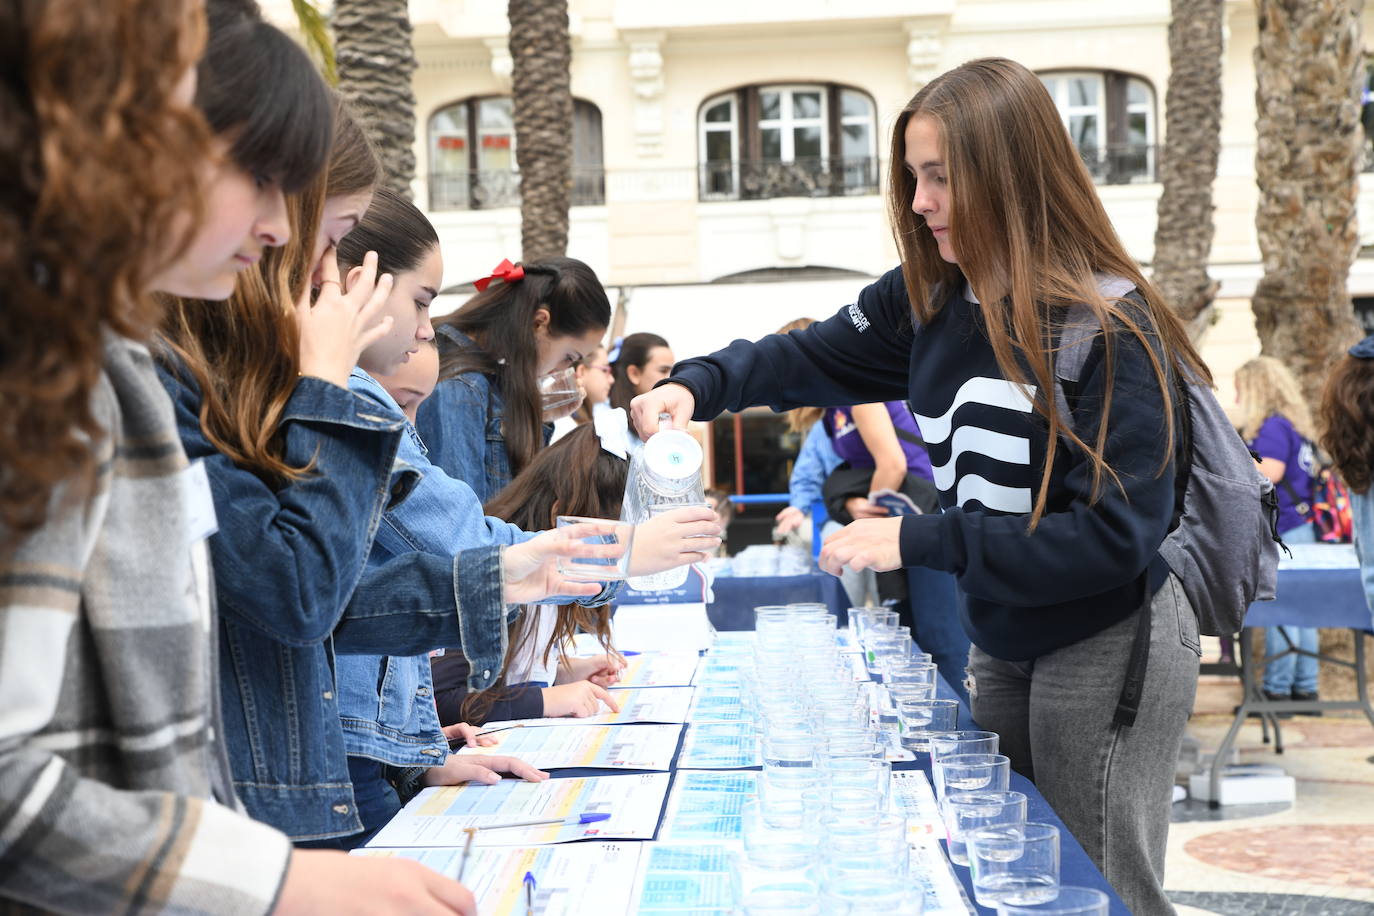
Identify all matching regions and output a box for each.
[1076,143,1159,185]
[428,167,606,211]
[699,156,881,202]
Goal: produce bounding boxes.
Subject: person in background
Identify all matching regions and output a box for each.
[374,338,439,423]
[552,343,614,441]
[419,257,610,503]
[609,332,675,439]
[704,487,737,558]
[1236,356,1322,710]
[1319,336,1374,632]
[633,58,1206,914]
[819,399,969,703]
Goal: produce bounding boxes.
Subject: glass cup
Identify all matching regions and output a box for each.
[553,515,633,580]
[928,730,1000,797]
[934,753,1011,808]
[822,812,909,881]
[819,874,924,915]
[816,757,891,807]
[942,789,1028,866]
[741,890,821,916]
[896,698,960,753]
[969,822,1061,908]
[537,366,581,412]
[994,886,1110,915]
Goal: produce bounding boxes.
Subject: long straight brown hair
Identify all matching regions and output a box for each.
[460,423,622,723]
[160,95,379,483]
[888,58,1210,528]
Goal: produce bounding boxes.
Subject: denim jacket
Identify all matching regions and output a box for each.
[416,325,510,504]
[157,355,512,841]
[336,369,528,768]
[789,421,844,511]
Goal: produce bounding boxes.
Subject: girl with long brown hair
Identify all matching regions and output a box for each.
[634,58,1205,913]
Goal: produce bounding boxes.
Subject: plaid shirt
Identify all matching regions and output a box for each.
[0,334,289,914]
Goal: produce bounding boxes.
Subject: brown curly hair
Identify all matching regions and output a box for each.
[1319,354,1374,494]
[0,0,209,536]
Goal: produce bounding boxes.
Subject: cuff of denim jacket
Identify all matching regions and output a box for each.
[282,375,408,433]
[455,545,507,691]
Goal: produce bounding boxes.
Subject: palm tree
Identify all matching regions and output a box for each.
[290,0,336,84]
[1251,0,1364,407]
[1151,0,1223,340]
[332,0,418,197]
[509,0,573,260]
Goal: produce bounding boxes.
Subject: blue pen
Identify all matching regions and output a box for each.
[621,651,641,656]
[523,871,535,916]
[479,811,612,831]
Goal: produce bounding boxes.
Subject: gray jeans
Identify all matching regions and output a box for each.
[967,575,1200,916]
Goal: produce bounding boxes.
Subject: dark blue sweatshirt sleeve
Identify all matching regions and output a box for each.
[668,267,915,420]
[898,327,1177,607]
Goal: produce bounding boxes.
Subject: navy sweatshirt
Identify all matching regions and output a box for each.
[669,266,1177,661]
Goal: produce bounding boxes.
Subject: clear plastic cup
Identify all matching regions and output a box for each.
[969,822,1061,908]
[934,753,1011,808]
[942,789,1027,866]
[896,697,960,753]
[820,873,924,915]
[553,515,634,580]
[994,886,1109,915]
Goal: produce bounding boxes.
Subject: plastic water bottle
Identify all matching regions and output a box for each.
[624,415,705,591]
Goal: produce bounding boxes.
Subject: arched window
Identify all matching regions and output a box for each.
[697,84,878,201]
[1038,71,1157,184]
[427,97,604,211]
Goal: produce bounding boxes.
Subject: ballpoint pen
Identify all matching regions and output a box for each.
[455,827,476,882]
[523,871,535,916]
[478,811,612,831]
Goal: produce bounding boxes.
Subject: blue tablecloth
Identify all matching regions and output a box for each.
[707,573,850,630]
[1246,565,1373,630]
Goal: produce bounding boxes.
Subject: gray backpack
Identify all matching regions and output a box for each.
[1053,277,1281,638]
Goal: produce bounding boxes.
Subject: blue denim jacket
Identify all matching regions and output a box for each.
[789,421,843,511]
[415,326,511,504]
[337,370,529,767]
[157,356,512,841]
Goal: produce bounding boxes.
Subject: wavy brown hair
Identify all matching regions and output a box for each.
[0,0,208,536]
[1319,354,1374,494]
[461,423,622,723]
[160,96,378,483]
[888,58,1210,529]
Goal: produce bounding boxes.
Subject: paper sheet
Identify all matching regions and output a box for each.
[366,773,670,847]
[891,770,946,846]
[630,843,741,915]
[482,687,695,729]
[691,658,745,688]
[457,723,683,771]
[352,843,643,915]
[616,653,703,688]
[657,771,758,842]
[685,689,748,724]
[911,842,979,916]
[676,723,760,769]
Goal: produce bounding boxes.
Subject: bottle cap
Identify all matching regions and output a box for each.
[643,428,702,480]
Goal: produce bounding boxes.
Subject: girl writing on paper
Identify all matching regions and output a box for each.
[630,58,1206,915]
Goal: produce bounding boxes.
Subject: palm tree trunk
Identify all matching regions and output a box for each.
[1152,0,1223,340]
[509,0,573,260]
[333,0,417,198]
[1252,0,1365,407]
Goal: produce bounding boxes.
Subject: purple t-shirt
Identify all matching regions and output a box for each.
[824,401,934,482]
[1249,413,1316,535]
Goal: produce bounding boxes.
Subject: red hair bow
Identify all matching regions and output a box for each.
[472,258,525,292]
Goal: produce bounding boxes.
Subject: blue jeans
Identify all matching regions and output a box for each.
[1263,523,1319,695]
[905,566,972,706]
